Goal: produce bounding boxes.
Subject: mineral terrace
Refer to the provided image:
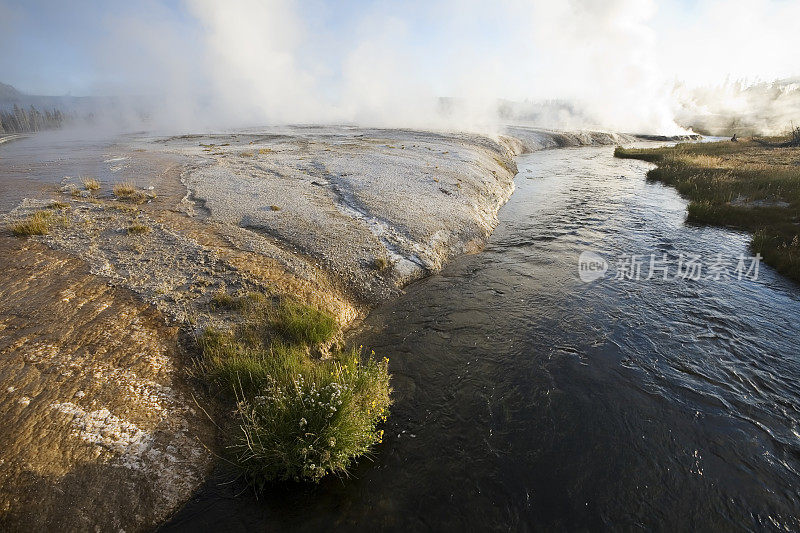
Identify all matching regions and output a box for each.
[0,126,633,531]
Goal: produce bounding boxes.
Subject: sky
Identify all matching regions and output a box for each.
[1,0,799,133]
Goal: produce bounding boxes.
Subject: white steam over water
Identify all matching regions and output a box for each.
[4,0,800,134]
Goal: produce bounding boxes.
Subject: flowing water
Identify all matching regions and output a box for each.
[164,145,800,531]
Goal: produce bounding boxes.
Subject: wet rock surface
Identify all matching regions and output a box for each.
[0,235,214,532]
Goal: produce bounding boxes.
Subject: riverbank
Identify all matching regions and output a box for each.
[0,126,633,531]
[615,135,800,281]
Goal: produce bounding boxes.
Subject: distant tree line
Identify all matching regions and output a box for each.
[0,105,64,133]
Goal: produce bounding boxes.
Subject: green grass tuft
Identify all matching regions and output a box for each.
[270,300,337,345]
[209,290,237,310]
[209,290,269,312]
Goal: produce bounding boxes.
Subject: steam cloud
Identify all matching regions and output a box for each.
[3,0,800,135]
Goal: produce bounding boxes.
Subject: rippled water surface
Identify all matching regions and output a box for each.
[166,145,800,531]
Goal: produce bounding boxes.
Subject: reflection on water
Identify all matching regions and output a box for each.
[0,130,182,213]
[0,131,118,212]
[168,145,800,530]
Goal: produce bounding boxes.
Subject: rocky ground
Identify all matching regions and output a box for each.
[0,125,634,531]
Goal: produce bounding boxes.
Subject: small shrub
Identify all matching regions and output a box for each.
[199,330,391,485]
[198,292,391,485]
[270,300,337,345]
[82,178,101,191]
[232,348,390,485]
[10,211,52,237]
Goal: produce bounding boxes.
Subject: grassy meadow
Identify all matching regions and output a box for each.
[615,133,800,281]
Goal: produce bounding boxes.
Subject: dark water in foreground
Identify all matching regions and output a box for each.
[165,146,800,531]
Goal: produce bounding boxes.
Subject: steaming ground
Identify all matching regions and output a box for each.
[0,125,634,531]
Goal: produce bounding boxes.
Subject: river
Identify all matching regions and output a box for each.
[163,145,800,530]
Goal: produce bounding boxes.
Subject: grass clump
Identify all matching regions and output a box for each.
[113,182,136,197]
[113,182,147,204]
[112,204,139,214]
[82,177,101,191]
[372,256,394,272]
[210,290,237,310]
[127,192,148,204]
[209,290,269,312]
[10,210,52,237]
[127,223,151,235]
[615,134,800,280]
[198,293,391,486]
[270,300,338,345]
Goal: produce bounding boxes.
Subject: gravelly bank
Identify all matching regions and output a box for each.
[0,125,634,532]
